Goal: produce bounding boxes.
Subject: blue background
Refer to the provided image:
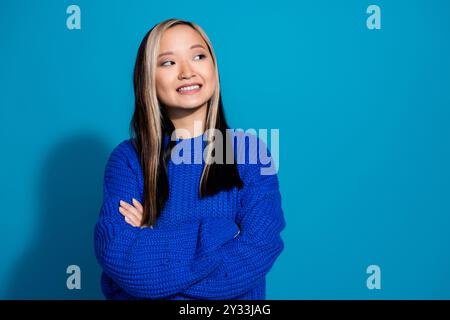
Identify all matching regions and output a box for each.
[1,0,449,299]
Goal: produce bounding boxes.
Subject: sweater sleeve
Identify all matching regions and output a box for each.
[181,144,286,299]
[93,142,235,299]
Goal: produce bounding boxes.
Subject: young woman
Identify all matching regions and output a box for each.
[94,18,286,300]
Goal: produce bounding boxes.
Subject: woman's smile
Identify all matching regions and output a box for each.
[177,84,202,95]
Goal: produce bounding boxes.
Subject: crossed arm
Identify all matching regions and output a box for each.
[94,145,285,299]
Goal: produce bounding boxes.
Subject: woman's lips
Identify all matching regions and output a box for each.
[177,84,202,95]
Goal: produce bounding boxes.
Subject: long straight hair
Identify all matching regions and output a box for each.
[130,19,243,227]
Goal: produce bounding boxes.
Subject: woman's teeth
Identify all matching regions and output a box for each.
[178,85,200,92]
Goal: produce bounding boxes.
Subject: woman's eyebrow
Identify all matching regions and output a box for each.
[158,44,206,58]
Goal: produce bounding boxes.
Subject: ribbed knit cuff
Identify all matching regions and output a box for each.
[197,217,240,256]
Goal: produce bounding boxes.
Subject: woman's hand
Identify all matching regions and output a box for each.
[119,198,147,228]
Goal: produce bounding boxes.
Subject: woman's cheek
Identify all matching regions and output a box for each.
[156,82,172,104]
[206,77,216,97]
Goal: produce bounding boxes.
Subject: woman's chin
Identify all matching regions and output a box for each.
[173,101,208,110]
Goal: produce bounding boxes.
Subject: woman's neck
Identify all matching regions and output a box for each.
[167,102,207,139]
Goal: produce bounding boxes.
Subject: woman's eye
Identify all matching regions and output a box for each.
[160,54,205,66]
[161,61,174,67]
[194,54,206,61]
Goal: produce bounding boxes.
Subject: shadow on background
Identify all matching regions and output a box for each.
[6,134,111,299]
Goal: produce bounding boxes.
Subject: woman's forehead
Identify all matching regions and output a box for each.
[159,25,206,51]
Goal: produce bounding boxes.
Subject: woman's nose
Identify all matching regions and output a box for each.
[178,62,194,79]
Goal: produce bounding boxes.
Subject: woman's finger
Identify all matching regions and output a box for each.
[120,200,142,224]
[129,199,144,225]
[124,215,138,227]
[132,198,143,213]
[119,206,140,227]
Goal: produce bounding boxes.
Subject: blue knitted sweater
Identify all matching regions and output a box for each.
[93,132,285,300]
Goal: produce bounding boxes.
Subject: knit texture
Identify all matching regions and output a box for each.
[93,132,285,300]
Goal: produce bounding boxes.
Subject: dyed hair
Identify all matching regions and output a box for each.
[130,18,243,227]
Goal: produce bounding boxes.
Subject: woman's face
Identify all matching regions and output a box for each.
[155,25,216,111]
